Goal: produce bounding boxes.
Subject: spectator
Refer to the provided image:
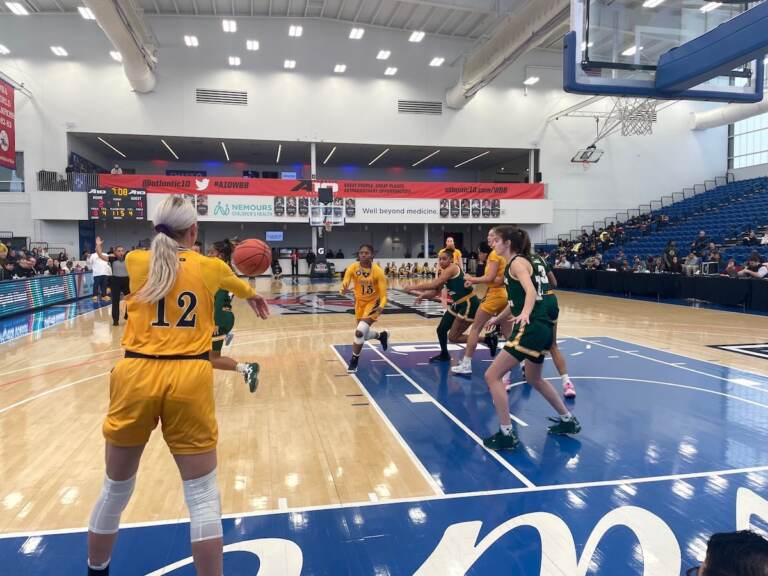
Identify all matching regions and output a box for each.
[669,256,683,274]
[663,241,677,271]
[646,255,657,273]
[271,255,283,279]
[633,256,647,272]
[306,249,316,267]
[683,252,700,276]
[13,258,36,278]
[110,163,123,175]
[87,248,112,301]
[57,251,67,263]
[44,258,59,276]
[691,230,708,255]
[59,259,70,274]
[337,249,345,258]
[721,258,738,278]
[762,232,768,246]
[555,255,571,269]
[743,230,760,246]
[191,241,203,254]
[738,251,768,279]
[686,530,768,576]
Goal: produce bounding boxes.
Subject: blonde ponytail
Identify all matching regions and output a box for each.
[134,195,198,303]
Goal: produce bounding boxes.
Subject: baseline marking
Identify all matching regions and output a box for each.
[0,371,109,415]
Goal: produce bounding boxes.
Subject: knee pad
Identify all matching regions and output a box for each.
[88,475,136,535]
[354,321,369,345]
[183,468,222,543]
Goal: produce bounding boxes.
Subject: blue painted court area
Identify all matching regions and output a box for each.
[2,337,768,574]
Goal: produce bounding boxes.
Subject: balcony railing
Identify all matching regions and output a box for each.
[37,170,99,192]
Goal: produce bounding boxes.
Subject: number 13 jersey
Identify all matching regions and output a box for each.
[122,249,256,356]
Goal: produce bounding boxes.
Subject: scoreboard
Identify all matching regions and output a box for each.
[88,187,146,221]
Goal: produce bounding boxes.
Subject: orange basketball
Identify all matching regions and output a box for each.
[233,239,272,277]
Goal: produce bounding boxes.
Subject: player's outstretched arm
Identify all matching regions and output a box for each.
[215,258,270,319]
[405,264,455,293]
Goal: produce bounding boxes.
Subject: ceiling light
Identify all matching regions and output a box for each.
[323,146,337,164]
[228,56,241,66]
[621,45,642,56]
[377,50,391,60]
[161,139,179,160]
[246,39,259,51]
[276,144,282,163]
[221,141,230,162]
[369,148,390,166]
[222,19,237,33]
[110,51,122,62]
[429,57,444,67]
[523,76,540,86]
[184,35,199,47]
[408,31,425,43]
[384,67,397,76]
[642,0,665,7]
[284,59,296,69]
[98,137,126,158]
[334,64,346,73]
[349,27,365,40]
[412,150,440,167]
[288,25,303,37]
[5,2,28,15]
[0,45,10,56]
[78,6,95,19]
[700,2,722,13]
[50,46,68,57]
[454,151,490,168]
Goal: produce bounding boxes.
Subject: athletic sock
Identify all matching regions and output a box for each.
[559,412,573,422]
[88,560,110,574]
[500,424,514,436]
[367,330,379,340]
[561,373,570,385]
[352,352,360,358]
[235,363,248,374]
[462,356,471,366]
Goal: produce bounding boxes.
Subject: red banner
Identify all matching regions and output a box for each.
[0,79,15,170]
[98,174,544,200]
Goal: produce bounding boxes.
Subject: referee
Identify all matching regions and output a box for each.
[95,236,130,326]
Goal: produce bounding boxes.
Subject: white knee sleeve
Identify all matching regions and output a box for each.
[183,468,222,543]
[354,321,369,345]
[88,475,136,535]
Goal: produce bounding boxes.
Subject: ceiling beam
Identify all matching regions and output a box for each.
[51,0,65,12]
[335,0,346,19]
[434,9,456,34]
[385,1,400,27]
[172,0,180,14]
[212,0,217,15]
[402,3,419,30]
[352,0,365,21]
[419,6,436,30]
[192,0,199,14]
[152,0,160,14]
[460,12,486,37]
[232,0,235,15]
[368,0,383,25]
[251,0,254,15]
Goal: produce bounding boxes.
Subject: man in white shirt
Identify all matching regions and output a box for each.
[88,249,112,300]
[110,164,123,175]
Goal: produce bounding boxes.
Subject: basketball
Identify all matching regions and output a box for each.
[233,239,271,277]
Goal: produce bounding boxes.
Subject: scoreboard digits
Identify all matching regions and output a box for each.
[88,188,146,221]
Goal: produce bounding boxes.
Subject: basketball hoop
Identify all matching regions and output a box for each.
[323,219,332,234]
[615,98,658,136]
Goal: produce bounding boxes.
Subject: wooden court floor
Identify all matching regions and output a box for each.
[1,279,767,535]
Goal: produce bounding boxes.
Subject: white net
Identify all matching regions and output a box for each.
[615,98,659,136]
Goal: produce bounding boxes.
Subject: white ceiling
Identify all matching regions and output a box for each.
[4,0,528,40]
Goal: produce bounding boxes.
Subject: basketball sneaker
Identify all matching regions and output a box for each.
[243,363,260,393]
[347,354,360,373]
[483,430,519,451]
[224,332,234,347]
[547,416,581,435]
[378,330,389,352]
[428,352,451,363]
[563,380,576,398]
[450,358,472,375]
[484,331,499,357]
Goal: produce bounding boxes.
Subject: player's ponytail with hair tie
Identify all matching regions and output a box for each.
[134,196,197,304]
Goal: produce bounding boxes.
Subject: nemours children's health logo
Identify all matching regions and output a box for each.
[212,201,274,218]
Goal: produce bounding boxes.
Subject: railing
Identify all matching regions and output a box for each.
[37,170,99,192]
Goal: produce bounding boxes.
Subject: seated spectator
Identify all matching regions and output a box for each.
[721,258,738,278]
[687,530,768,576]
[703,242,719,261]
[738,251,768,279]
[0,261,14,281]
[633,256,647,273]
[44,258,59,276]
[683,252,700,275]
[337,249,345,258]
[59,260,70,274]
[669,256,683,274]
[646,255,657,273]
[663,241,677,271]
[13,257,36,278]
[743,229,760,246]
[691,230,708,255]
[555,255,571,269]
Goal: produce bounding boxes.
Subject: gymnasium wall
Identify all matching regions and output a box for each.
[0,14,728,245]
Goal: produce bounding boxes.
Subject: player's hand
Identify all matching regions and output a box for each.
[484,316,498,332]
[95,236,103,247]
[464,279,473,288]
[513,312,530,327]
[246,295,270,319]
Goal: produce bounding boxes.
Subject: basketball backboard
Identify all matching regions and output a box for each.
[564,0,765,102]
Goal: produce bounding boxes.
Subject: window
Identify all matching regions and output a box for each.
[728,112,768,169]
[0,152,24,192]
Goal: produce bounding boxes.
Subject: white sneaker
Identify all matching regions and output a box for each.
[451,360,472,375]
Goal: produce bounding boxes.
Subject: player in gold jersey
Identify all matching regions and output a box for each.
[340,244,389,373]
[86,196,269,576]
[452,228,511,375]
